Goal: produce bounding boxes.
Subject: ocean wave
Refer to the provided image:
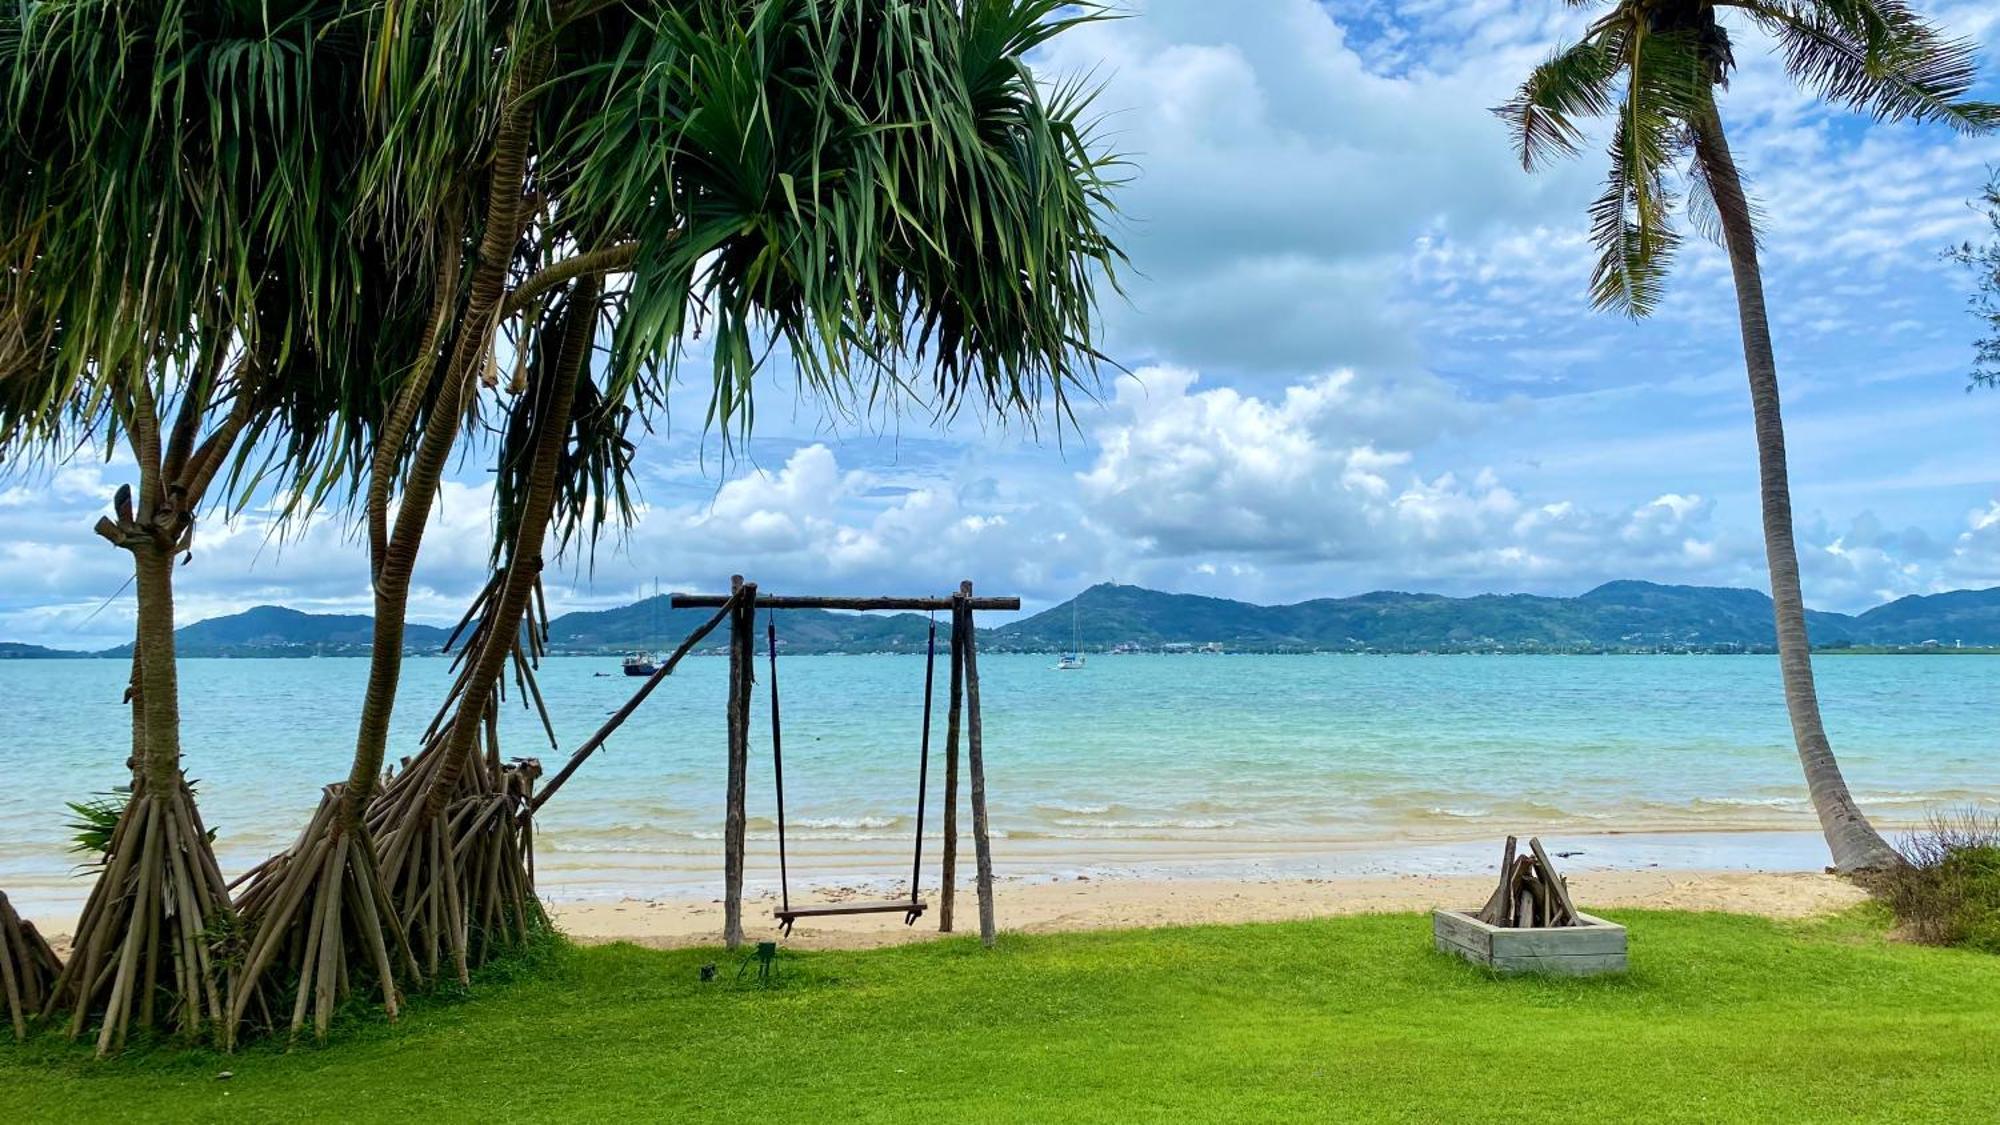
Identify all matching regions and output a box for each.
[796,816,899,830]
[1006,828,1236,841]
[1853,792,1989,808]
[544,830,911,850]
[1046,817,1237,830]
[1421,806,1492,819]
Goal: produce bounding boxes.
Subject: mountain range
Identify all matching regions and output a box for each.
[5,581,1998,658]
[996,581,2000,652]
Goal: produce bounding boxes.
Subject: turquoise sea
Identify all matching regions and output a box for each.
[2,653,1995,920]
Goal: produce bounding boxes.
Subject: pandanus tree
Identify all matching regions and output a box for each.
[0,0,418,1049]
[1500,0,1997,871]
[227,0,1124,1039]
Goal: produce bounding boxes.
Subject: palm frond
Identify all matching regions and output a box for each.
[0,0,420,512]
[1745,0,2000,132]
[1584,22,1713,316]
[547,0,1126,443]
[1495,37,1622,169]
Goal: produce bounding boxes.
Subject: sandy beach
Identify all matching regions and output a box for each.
[549,868,1870,951]
[29,868,1872,957]
[25,832,1878,956]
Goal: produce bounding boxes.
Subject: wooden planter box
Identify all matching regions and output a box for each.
[1433,909,1627,975]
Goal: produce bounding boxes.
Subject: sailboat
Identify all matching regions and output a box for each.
[623,579,662,676]
[1054,599,1086,670]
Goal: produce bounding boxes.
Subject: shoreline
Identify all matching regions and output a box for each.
[551,868,1870,951]
[525,827,1855,904]
[20,828,1873,953]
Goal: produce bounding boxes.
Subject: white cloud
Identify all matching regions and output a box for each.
[1033,0,1600,373]
[1068,365,1747,589]
[5,3,2000,641]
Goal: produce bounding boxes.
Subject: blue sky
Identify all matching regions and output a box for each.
[4,0,1999,650]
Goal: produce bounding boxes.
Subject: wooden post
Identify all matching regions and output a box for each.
[723,576,753,950]
[939,591,966,932]
[962,580,996,947]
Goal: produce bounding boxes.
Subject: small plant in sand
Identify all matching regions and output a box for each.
[1883,809,2000,954]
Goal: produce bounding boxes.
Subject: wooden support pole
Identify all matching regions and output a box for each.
[672,594,1019,611]
[939,592,966,932]
[962,580,996,947]
[723,576,754,950]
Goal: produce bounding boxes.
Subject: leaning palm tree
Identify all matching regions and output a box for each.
[1500,1,1998,871]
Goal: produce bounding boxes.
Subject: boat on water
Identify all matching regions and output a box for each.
[623,579,664,676]
[1054,600,1086,670]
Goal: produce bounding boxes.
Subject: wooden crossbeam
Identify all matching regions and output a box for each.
[671,593,1018,611]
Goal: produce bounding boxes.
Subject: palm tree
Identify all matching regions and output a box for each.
[228,0,1125,1034]
[1500,0,1997,871]
[0,0,418,1050]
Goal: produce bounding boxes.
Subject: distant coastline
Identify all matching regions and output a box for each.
[6,645,1996,660]
[4,578,1997,658]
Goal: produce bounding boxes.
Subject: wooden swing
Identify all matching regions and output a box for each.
[765,611,937,935]
[674,579,1010,951]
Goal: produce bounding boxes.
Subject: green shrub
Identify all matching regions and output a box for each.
[63,788,126,862]
[1886,809,2000,953]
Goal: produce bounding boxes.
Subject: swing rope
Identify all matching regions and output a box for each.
[767,613,790,916]
[910,613,938,900]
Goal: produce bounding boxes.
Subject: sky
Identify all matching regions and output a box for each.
[5,0,2000,650]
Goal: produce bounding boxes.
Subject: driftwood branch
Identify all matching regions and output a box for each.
[524,593,738,818]
[1476,836,1579,929]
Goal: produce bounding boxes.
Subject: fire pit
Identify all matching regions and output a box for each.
[1433,836,1628,975]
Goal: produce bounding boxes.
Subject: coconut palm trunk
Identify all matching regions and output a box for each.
[1500,0,1996,874]
[1689,105,1903,872]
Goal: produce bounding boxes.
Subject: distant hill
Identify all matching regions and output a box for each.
[0,641,89,659]
[1848,588,2000,644]
[990,581,2000,653]
[545,595,935,655]
[3,582,1996,658]
[98,606,453,659]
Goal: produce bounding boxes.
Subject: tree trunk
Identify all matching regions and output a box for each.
[59,394,236,1051]
[340,51,544,833]
[1692,104,1902,872]
[418,277,595,820]
[130,543,184,791]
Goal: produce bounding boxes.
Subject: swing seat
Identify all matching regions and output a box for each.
[775,899,927,934]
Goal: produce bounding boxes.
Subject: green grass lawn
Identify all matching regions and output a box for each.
[4,907,1998,1122]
